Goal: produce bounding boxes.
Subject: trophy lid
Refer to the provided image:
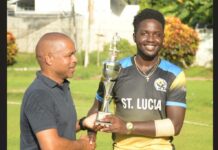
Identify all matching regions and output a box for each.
[109,32,120,61]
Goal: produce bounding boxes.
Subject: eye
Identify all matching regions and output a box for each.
[141,31,148,36]
[154,32,162,38]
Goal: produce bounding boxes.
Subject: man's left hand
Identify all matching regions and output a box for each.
[99,115,127,134]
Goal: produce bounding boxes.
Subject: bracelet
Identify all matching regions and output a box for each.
[79,116,87,130]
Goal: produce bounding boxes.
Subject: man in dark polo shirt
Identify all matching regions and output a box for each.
[20,32,96,150]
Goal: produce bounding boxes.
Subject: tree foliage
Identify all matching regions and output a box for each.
[7,32,18,66]
[103,38,136,60]
[160,16,200,68]
[138,0,213,27]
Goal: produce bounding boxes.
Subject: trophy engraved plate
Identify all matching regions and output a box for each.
[96,33,121,126]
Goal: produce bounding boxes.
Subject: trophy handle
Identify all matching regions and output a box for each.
[101,99,110,112]
[100,81,115,112]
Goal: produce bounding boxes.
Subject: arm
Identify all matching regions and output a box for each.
[100,106,186,137]
[86,99,102,142]
[25,91,96,150]
[76,112,98,132]
[88,99,101,115]
[36,128,95,150]
[166,106,186,135]
[101,69,187,137]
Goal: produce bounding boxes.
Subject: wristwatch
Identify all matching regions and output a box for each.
[126,122,134,134]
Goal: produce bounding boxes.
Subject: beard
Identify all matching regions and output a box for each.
[137,47,160,61]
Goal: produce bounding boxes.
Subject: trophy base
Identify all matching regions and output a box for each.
[95,111,112,126]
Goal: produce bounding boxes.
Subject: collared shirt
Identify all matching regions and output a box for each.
[20,71,77,150]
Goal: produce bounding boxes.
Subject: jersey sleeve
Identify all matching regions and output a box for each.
[166,71,187,108]
[24,89,57,133]
[95,80,105,102]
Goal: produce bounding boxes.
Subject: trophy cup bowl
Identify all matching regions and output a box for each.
[95,33,121,126]
[95,60,121,126]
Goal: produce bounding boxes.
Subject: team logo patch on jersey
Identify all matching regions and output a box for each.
[154,78,167,92]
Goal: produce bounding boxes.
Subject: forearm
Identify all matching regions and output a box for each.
[87,100,101,115]
[130,118,176,137]
[76,117,87,132]
[76,121,81,132]
[101,116,178,138]
[130,120,156,137]
[36,129,88,150]
[130,107,186,137]
[50,138,85,150]
[86,100,100,141]
[76,114,98,132]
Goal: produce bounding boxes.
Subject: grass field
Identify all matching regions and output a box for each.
[7,53,213,150]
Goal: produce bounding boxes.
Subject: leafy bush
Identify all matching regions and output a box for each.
[139,0,212,28]
[7,32,18,66]
[160,16,200,68]
[102,38,136,60]
[82,18,199,69]
[76,50,108,66]
[76,38,136,66]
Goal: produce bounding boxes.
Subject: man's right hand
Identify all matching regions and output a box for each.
[88,130,97,144]
[78,135,96,150]
[36,128,96,150]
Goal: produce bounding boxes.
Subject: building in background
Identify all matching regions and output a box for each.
[7,0,213,67]
[7,0,139,53]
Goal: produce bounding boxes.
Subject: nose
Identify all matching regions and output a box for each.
[147,34,155,42]
[72,55,77,64]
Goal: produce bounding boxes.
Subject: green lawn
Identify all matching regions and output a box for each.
[7,53,213,150]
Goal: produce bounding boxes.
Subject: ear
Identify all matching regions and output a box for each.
[133,33,136,42]
[45,54,53,65]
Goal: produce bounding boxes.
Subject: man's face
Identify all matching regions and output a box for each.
[133,19,164,59]
[50,39,77,80]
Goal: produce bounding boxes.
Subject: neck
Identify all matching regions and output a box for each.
[41,70,64,85]
[137,48,158,61]
[135,54,159,66]
[134,55,159,74]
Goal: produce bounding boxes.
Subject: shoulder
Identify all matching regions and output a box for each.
[25,78,47,95]
[24,88,52,104]
[159,59,183,76]
[118,56,133,69]
[22,88,55,115]
[24,80,53,105]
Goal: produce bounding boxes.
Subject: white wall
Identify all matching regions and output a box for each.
[193,29,213,68]
[8,2,140,53]
[79,4,139,51]
[74,0,111,17]
[35,0,72,13]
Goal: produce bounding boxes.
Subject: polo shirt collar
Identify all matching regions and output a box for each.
[36,71,69,88]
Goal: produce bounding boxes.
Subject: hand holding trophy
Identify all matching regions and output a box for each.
[95,33,121,126]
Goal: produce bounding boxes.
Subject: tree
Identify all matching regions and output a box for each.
[7,32,18,66]
[138,0,213,27]
[123,0,140,4]
[160,17,199,68]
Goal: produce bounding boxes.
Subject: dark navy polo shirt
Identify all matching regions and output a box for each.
[20,71,77,150]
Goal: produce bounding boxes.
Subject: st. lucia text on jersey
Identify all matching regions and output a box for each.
[121,98,162,110]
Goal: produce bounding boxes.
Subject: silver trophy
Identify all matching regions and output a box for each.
[96,33,121,126]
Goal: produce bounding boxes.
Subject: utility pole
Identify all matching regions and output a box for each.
[71,0,77,51]
[84,0,94,67]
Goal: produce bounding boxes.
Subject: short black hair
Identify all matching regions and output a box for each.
[133,8,165,33]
